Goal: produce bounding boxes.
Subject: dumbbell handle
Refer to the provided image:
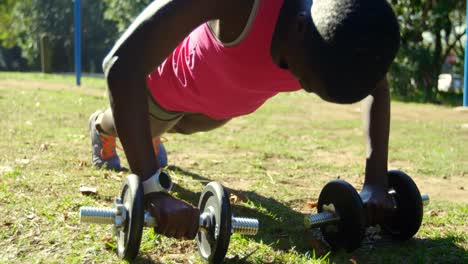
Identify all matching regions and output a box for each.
[421,194,430,206]
[305,193,429,229]
[80,207,259,236]
[198,212,259,235]
[80,204,127,228]
[80,207,119,225]
[231,216,259,235]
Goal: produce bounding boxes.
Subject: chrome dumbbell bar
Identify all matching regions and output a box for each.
[80,198,259,236]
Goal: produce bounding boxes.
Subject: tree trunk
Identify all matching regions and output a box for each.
[430,26,443,102]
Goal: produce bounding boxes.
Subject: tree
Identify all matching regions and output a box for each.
[103,0,151,33]
[0,0,28,71]
[0,0,16,48]
[7,0,117,72]
[81,1,119,72]
[389,0,466,102]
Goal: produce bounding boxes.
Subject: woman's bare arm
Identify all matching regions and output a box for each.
[103,0,226,180]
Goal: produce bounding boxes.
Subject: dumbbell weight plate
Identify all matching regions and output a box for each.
[197,182,232,263]
[318,180,365,251]
[117,174,145,260]
[383,170,423,240]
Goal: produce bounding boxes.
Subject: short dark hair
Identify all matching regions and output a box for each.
[309,0,400,103]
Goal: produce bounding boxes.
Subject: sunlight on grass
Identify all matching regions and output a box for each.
[0,73,466,263]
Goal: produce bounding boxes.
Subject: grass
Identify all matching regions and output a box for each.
[0,72,467,263]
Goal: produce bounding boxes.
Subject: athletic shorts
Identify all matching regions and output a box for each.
[147,90,184,121]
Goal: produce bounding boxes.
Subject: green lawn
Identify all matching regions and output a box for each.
[0,72,467,263]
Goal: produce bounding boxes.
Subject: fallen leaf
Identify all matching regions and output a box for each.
[426,210,440,217]
[80,186,97,195]
[101,236,113,243]
[229,193,247,204]
[3,222,13,227]
[39,144,49,152]
[306,201,318,208]
[230,194,239,204]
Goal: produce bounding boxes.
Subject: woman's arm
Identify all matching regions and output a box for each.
[103,0,224,180]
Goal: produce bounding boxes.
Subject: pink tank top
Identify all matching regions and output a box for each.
[146,0,301,120]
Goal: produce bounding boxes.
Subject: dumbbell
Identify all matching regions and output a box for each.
[196,181,259,263]
[80,176,259,263]
[304,170,429,251]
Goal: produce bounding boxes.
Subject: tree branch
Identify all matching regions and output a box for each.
[443,27,466,62]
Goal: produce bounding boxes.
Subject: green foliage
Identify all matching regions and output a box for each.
[0,0,466,104]
[389,0,466,102]
[103,0,152,33]
[0,0,16,48]
[10,0,69,67]
[80,1,119,72]
[0,46,28,71]
[5,0,117,72]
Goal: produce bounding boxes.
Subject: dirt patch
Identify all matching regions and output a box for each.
[391,102,468,123]
[411,175,468,203]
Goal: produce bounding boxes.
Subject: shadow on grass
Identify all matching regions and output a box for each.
[345,235,468,263]
[166,165,328,256]
[167,165,468,263]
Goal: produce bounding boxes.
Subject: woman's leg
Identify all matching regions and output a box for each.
[169,113,231,135]
[94,107,182,138]
[93,108,117,136]
[90,97,229,170]
[90,107,183,169]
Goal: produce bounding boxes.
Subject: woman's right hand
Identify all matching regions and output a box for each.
[145,192,200,239]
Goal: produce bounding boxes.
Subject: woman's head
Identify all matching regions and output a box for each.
[283,0,400,103]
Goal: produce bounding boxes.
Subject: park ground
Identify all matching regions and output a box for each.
[0,72,467,263]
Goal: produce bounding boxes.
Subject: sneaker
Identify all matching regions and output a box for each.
[89,111,122,170]
[153,137,168,167]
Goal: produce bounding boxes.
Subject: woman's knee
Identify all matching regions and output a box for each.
[95,108,118,137]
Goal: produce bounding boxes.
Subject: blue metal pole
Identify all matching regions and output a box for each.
[464,0,468,106]
[74,0,82,86]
